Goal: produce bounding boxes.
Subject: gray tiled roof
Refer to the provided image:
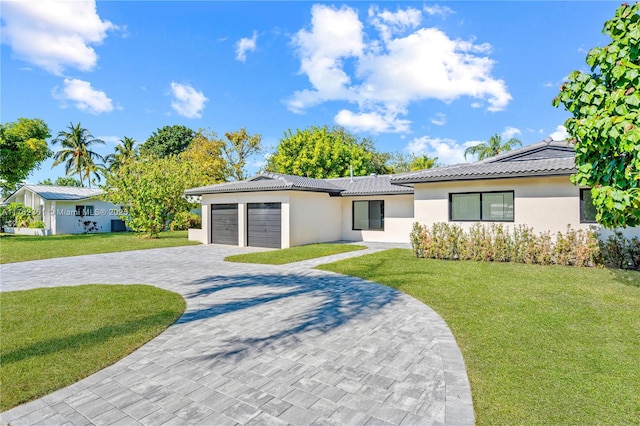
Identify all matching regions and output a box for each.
[185,172,343,196]
[328,175,413,196]
[19,185,103,201]
[391,140,576,184]
[185,172,413,197]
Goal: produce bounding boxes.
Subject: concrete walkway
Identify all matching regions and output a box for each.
[1,244,474,426]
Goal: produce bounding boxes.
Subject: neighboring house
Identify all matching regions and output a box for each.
[2,185,126,235]
[185,139,639,249]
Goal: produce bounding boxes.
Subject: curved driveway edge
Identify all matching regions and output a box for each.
[1,245,474,426]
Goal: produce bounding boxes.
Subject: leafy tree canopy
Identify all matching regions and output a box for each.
[140,125,195,158]
[266,125,391,178]
[464,133,522,161]
[103,155,202,237]
[39,177,82,187]
[389,152,439,173]
[553,2,640,228]
[222,128,262,181]
[181,129,230,185]
[0,118,52,195]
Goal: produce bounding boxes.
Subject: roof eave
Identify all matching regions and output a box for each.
[392,170,576,184]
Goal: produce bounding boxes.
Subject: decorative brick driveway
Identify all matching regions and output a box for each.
[1,244,474,425]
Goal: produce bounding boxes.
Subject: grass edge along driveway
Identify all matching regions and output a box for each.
[224,243,366,264]
[317,248,640,425]
[0,231,199,264]
[0,284,186,411]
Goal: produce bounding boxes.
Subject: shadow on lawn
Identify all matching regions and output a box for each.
[180,271,399,361]
[2,312,179,365]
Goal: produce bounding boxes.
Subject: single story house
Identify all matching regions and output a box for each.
[2,185,126,235]
[185,139,639,249]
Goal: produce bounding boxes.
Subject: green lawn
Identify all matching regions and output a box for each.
[0,284,185,411]
[0,231,199,264]
[317,249,640,425]
[224,243,366,264]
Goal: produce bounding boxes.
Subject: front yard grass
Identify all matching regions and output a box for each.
[0,284,185,411]
[0,231,199,264]
[224,243,366,264]
[317,249,640,425]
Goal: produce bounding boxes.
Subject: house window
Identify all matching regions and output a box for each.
[353,200,384,230]
[75,205,94,216]
[450,191,514,222]
[580,189,597,223]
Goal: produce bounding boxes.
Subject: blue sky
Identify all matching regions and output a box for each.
[1,1,617,184]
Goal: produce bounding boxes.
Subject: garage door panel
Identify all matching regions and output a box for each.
[247,202,281,248]
[211,204,238,245]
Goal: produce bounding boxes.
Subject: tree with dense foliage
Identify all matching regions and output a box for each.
[103,155,202,237]
[222,128,262,181]
[0,118,52,195]
[266,125,391,178]
[464,133,522,161]
[389,152,439,173]
[181,130,230,185]
[105,137,138,170]
[38,177,82,187]
[553,2,640,228]
[51,122,105,188]
[140,125,195,158]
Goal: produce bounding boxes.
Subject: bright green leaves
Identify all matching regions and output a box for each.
[265,125,391,178]
[0,118,52,195]
[103,156,202,237]
[554,2,640,229]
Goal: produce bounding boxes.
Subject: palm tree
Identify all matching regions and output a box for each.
[52,122,105,187]
[105,136,138,170]
[464,133,522,161]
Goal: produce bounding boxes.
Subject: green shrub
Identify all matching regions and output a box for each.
[411,222,600,268]
[599,231,640,270]
[0,202,39,228]
[28,220,45,229]
[170,211,202,231]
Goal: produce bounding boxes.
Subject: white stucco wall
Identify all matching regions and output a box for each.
[413,176,640,239]
[340,194,414,243]
[47,200,122,235]
[289,192,342,246]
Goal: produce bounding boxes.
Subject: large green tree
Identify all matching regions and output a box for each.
[103,155,202,237]
[389,152,439,173]
[464,133,522,161]
[52,122,105,188]
[553,2,640,228]
[140,125,195,158]
[222,128,262,181]
[0,118,52,194]
[181,130,230,185]
[266,125,391,178]
[105,137,138,170]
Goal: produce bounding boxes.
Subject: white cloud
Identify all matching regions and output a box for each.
[368,6,422,43]
[430,112,446,126]
[550,125,569,141]
[501,126,522,140]
[1,0,116,75]
[335,109,410,133]
[423,4,454,17]
[406,136,475,164]
[169,82,208,119]
[53,78,113,114]
[235,31,258,62]
[97,135,121,144]
[287,5,511,134]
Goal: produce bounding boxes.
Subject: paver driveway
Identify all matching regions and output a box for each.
[1,244,474,426]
